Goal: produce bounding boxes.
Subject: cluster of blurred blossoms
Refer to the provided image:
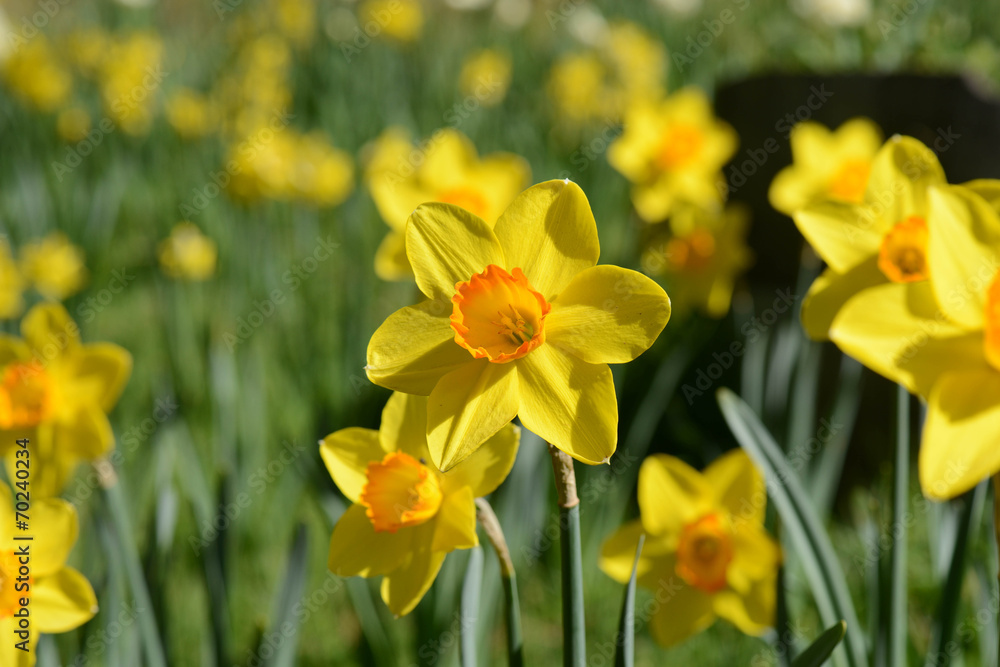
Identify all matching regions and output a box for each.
[0,234,87,319]
[771,117,1000,502]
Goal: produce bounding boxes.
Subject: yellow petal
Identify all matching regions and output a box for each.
[328,503,411,577]
[712,576,775,636]
[366,300,470,395]
[67,343,132,412]
[927,184,1000,328]
[380,525,446,617]
[704,449,765,526]
[599,519,676,584]
[729,524,781,593]
[33,567,98,633]
[320,427,385,504]
[473,154,532,224]
[648,580,715,647]
[864,135,945,227]
[426,361,518,471]
[419,129,478,193]
[0,336,29,367]
[608,102,661,182]
[546,265,671,364]
[442,422,519,498]
[0,618,26,667]
[637,454,714,537]
[768,166,818,216]
[405,203,505,301]
[21,303,80,357]
[379,391,432,462]
[27,497,78,577]
[432,486,478,552]
[800,259,884,341]
[631,181,677,224]
[492,180,599,299]
[920,369,1000,500]
[516,345,616,465]
[963,178,1000,211]
[374,231,413,281]
[793,201,881,273]
[830,281,983,397]
[54,404,113,459]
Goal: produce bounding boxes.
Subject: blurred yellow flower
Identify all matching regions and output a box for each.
[166,88,215,140]
[459,49,511,108]
[795,136,945,340]
[600,450,780,646]
[827,181,1000,499]
[365,127,530,281]
[0,241,25,320]
[604,22,667,107]
[643,203,753,318]
[366,180,671,470]
[0,304,132,496]
[359,0,424,42]
[769,118,883,215]
[158,223,218,281]
[609,88,737,222]
[322,392,519,616]
[66,27,110,78]
[20,234,87,302]
[56,107,92,144]
[2,37,72,112]
[99,32,163,136]
[289,133,355,206]
[547,52,610,125]
[274,0,316,46]
[0,483,97,664]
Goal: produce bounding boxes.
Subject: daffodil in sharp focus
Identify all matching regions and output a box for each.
[366,179,672,471]
[769,117,883,216]
[600,450,780,647]
[0,482,98,666]
[795,135,946,339]
[828,180,1000,499]
[321,391,519,616]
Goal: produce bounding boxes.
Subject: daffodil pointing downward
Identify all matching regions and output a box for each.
[365,179,672,471]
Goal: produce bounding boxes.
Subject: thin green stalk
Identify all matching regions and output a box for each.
[889,385,909,667]
[993,475,1000,667]
[549,444,586,667]
[476,498,523,667]
[102,472,169,667]
[460,546,484,667]
[614,534,644,667]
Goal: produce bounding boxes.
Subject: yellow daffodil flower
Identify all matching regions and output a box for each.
[158,223,218,281]
[56,107,92,144]
[98,32,163,136]
[0,241,25,320]
[166,88,216,140]
[642,203,753,318]
[19,233,87,302]
[769,118,883,216]
[274,0,316,47]
[600,450,780,646]
[0,483,98,665]
[364,128,530,281]
[322,392,519,616]
[604,22,667,109]
[0,304,132,496]
[828,181,1000,499]
[459,50,511,108]
[608,88,737,223]
[795,135,946,340]
[2,37,72,112]
[547,52,609,126]
[366,179,671,470]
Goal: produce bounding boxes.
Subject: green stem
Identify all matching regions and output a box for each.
[102,470,169,667]
[889,385,910,667]
[549,444,586,667]
[993,475,1000,667]
[475,497,523,667]
[460,546,484,667]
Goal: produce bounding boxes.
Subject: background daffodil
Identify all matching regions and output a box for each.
[365,179,672,471]
[321,391,519,616]
[769,117,884,215]
[0,303,132,496]
[608,87,737,223]
[795,135,946,339]
[0,483,98,666]
[600,450,780,647]
[364,127,530,281]
[829,181,1000,499]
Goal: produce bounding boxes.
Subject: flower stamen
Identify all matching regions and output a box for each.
[359,451,443,533]
[675,512,734,593]
[878,216,929,283]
